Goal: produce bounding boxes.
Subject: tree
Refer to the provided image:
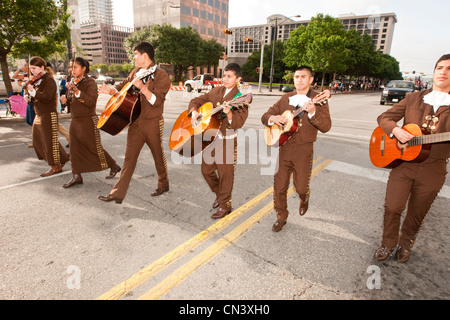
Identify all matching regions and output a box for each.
[124,26,159,62]
[344,29,379,79]
[0,0,70,93]
[199,39,224,75]
[374,52,403,81]
[283,13,350,89]
[242,40,286,83]
[124,24,223,81]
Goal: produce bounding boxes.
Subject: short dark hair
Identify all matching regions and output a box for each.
[295,65,314,77]
[435,54,450,70]
[134,41,155,61]
[224,63,242,78]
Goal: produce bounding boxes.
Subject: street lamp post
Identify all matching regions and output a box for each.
[268,15,301,92]
[223,29,265,93]
[268,18,278,92]
[257,42,265,93]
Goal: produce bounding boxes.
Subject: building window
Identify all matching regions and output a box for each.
[180,4,191,15]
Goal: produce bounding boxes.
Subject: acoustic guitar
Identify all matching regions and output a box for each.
[369,123,450,168]
[97,68,156,135]
[264,91,330,147]
[169,93,253,157]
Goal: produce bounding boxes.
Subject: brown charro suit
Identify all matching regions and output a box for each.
[31,73,70,167]
[377,88,450,251]
[67,77,118,174]
[109,64,171,200]
[188,85,249,210]
[261,89,332,222]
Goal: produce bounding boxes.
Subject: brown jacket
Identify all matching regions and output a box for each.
[378,89,450,159]
[68,77,98,119]
[261,89,332,144]
[115,64,171,119]
[32,73,57,116]
[188,85,249,135]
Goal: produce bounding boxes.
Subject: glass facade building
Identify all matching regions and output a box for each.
[133,0,229,48]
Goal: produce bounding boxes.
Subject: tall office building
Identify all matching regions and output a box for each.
[227,13,397,66]
[78,0,114,27]
[133,0,229,48]
[68,0,132,65]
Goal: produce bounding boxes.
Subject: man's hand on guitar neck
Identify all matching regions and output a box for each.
[222,103,233,121]
[392,126,415,143]
[302,101,316,116]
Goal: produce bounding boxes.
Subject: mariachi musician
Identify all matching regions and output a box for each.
[374,54,450,262]
[261,66,331,232]
[187,63,249,219]
[97,41,172,203]
[25,56,70,177]
[60,57,121,188]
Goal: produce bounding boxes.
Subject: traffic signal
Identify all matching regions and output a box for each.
[245,37,254,43]
[223,29,233,35]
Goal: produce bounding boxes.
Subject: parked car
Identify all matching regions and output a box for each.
[95,76,115,85]
[380,80,415,105]
[184,74,221,92]
[0,73,22,96]
[282,86,295,92]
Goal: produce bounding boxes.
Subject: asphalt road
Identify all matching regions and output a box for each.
[0,88,449,303]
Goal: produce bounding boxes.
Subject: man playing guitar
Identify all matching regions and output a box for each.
[188,63,249,219]
[261,66,331,232]
[374,54,450,262]
[97,42,172,204]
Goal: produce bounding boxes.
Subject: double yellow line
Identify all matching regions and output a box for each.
[97,158,332,300]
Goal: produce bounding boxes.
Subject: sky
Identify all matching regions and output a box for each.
[112,0,450,75]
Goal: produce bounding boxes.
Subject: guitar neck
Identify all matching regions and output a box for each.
[291,91,328,117]
[292,108,304,117]
[211,105,225,115]
[410,132,450,146]
[211,103,244,115]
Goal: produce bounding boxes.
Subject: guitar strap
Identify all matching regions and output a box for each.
[233,91,243,99]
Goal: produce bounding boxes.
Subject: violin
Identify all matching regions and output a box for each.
[23,71,45,100]
[66,75,84,100]
[24,71,45,88]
